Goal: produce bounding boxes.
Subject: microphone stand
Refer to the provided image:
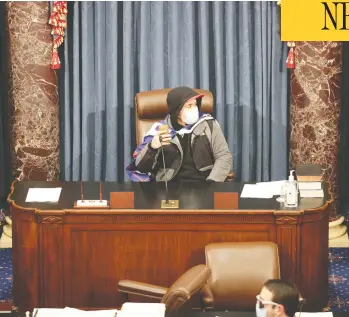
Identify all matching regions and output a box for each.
[74,180,109,209]
[99,181,103,201]
[160,138,169,204]
[159,135,179,209]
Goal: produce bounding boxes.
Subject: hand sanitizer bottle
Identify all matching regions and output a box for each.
[284,170,299,208]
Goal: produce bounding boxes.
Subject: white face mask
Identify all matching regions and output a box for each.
[181,106,199,125]
[256,302,268,317]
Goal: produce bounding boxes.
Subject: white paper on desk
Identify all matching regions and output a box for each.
[32,308,65,317]
[240,184,274,199]
[25,187,62,203]
[33,308,119,317]
[295,313,333,317]
[121,303,166,317]
[63,307,119,316]
[256,180,286,196]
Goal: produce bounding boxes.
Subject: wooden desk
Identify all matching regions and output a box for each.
[7,312,349,317]
[8,181,332,312]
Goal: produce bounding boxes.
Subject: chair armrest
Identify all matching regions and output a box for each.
[200,283,215,309]
[118,280,167,300]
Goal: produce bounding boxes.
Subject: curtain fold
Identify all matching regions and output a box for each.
[0,2,11,207]
[60,1,288,183]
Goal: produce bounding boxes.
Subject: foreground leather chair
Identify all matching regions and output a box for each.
[118,264,211,316]
[135,88,234,180]
[201,241,280,311]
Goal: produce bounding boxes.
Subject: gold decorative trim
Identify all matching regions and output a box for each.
[41,216,64,224]
[276,216,298,224]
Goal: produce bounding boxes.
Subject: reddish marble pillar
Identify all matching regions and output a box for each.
[6,1,60,181]
[290,42,342,219]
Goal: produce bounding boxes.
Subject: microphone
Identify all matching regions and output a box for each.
[99,181,103,201]
[80,181,84,201]
[158,124,179,209]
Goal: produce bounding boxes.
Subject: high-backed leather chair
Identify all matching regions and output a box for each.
[118,264,211,316]
[201,241,280,311]
[135,88,213,146]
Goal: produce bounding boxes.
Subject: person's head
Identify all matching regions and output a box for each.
[256,279,303,317]
[166,86,204,127]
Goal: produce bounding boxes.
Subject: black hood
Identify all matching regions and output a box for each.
[166,86,204,117]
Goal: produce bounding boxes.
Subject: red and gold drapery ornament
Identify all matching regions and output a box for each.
[286,41,296,69]
[48,1,68,70]
[277,1,296,69]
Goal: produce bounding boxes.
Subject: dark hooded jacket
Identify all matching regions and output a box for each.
[132,87,232,182]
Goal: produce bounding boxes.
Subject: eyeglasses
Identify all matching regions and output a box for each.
[256,295,279,309]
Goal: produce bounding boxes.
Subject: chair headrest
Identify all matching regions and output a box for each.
[135,88,214,120]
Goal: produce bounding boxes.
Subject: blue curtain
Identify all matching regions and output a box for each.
[0,2,11,207]
[60,1,288,183]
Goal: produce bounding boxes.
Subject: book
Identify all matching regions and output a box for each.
[298,182,322,190]
[299,189,324,198]
[295,164,323,182]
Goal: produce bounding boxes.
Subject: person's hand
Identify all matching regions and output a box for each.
[150,128,171,149]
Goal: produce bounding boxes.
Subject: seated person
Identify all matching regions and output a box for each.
[127,86,232,182]
[257,279,304,317]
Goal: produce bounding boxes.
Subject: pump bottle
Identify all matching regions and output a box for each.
[284,170,299,208]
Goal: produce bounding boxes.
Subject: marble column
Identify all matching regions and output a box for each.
[289,42,345,238]
[6,1,60,181]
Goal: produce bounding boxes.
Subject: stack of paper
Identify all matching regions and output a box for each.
[256,181,286,196]
[295,313,333,317]
[240,184,274,199]
[26,188,62,203]
[31,303,166,317]
[31,307,118,317]
[240,181,286,199]
[120,303,166,317]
